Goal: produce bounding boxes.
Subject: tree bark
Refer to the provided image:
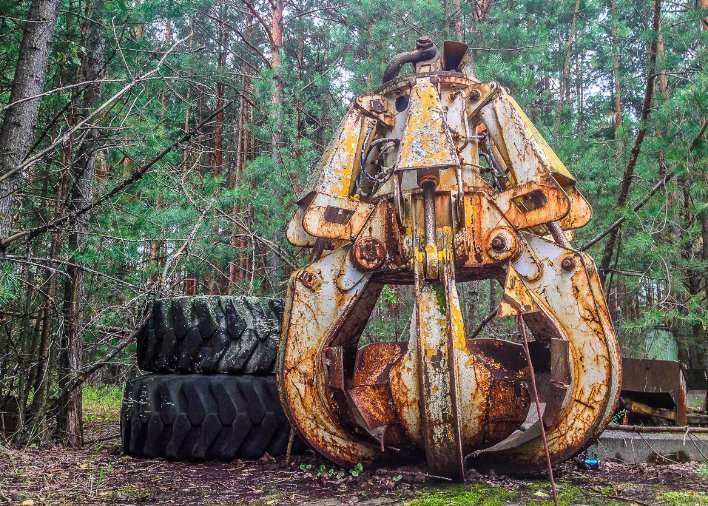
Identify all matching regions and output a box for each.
[453,0,462,40]
[56,0,105,447]
[599,0,662,284]
[575,51,584,132]
[270,0,284,169]
[0,0,61,244]
[150,21,171,284]
[25,2,74,441]
[26,147,70,435]
[229,74,248,289]
[488,279,496,315]
[213,4,226,177]
[610,0,623,155]
[268,0,285,282]
[554,0,580,134]
[656,27,669,177]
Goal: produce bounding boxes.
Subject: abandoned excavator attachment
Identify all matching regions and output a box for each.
[277,37,622,480]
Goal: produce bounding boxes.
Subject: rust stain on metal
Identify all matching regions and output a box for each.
[352,237,387,271]
[277,37,621,481]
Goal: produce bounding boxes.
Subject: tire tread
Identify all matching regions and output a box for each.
[136,296,282,374]
[120,374,293,460]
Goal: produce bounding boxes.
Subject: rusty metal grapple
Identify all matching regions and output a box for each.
[277,37,622,480]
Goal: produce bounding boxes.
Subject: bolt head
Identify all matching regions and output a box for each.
[353,237,386,271]
[300,269,319,288]
[470,89,481,102]
[561,257,575,271]
[491,235,507,252]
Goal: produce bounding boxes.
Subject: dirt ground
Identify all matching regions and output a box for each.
[1,415,706,505]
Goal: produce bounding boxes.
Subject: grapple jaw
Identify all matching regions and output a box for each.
[278,38,621,480]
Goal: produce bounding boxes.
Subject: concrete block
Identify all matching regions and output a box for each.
[587,429,707,464]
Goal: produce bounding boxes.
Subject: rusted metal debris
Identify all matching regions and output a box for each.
[621,357,688,426]
[277,38,622,480]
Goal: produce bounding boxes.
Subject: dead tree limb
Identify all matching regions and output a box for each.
[598,0,662,282]
[581,170,675,251]
[0,99,235,251]
[0,33,191,191]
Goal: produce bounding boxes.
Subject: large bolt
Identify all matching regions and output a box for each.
[353,237,386,271]
[469,89,481,102]
[491,235,507,252]
[300,268,319,288]
[487,228,519,262]
[561,257,575,272]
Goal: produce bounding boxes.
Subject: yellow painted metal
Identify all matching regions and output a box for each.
[279,38,620,481]
[412,235,466,479]
[475,237,622,469]
[396,78,459,172]
[277,247,384,467]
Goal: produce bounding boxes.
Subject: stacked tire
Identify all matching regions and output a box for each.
[120,296,295,460]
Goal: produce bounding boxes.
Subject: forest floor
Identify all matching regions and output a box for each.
[0,386,706,506]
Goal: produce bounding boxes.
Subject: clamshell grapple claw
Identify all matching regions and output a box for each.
[277,38,621,480]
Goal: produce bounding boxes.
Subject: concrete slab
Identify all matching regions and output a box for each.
[588,429,707,464]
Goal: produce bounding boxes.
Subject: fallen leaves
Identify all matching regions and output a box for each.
[0,420,705,505]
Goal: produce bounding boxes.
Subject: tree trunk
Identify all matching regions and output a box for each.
[610,0,623,155]
[213,4,226,177]
[26,148,70,435]
[183,18,194,173]
[488,280,496,314]
[270,0,284,169]
[554,0,580,134]
[56,0,105,447]
[453,0,462,40]
[228,12,255,291]
[656,26,669,178]
[599,0,662,284]
[465,0,492,77]
[464,282,479,335]
[295,33,304,154]
[699,207,708,369]
[268,0,285,284]
[575,51,584,132]
[25,2,76,440]
[229,74,248,289]
[151,21,172,284]
[0,0,61,244]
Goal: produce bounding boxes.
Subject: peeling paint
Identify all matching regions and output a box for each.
[277,38,620,481]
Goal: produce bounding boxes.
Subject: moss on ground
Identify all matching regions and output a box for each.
[699,463,708,480]
[118,485,152,500]
[405,480,690,506]
[658,491,708,506]
[407,483,514,506]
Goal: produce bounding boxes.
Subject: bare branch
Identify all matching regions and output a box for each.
[0,33,192,188]
[0,98,234,250]
[240,0,274,47]
[581,170,675,251]
[199,9,272,69]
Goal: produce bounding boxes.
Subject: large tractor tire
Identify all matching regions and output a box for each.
[136,296,283,375]
[121,374,293,460]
